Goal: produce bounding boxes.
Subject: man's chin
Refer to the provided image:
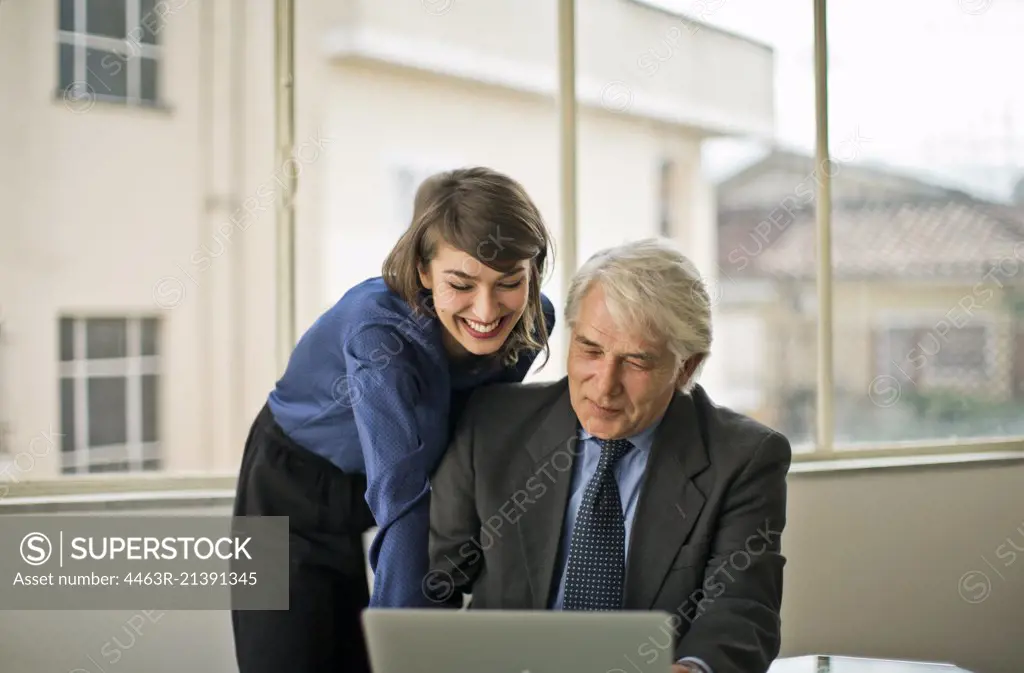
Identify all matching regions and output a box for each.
[579,416,626,441]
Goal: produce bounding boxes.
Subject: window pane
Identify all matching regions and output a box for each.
[140,57,158,102]
[139,0,160,44]
[59,317,75,361]
[85,48,128,100]
[141,318,159,355]
[60,0,76,32]
[86,318,127,359]
[830,0,1024,445]
[87,377,127,446]
[142,374,158,442]
[86,0,127,38]
[59,42,77,95]
[60,377,75,452]
[670,0,818,449]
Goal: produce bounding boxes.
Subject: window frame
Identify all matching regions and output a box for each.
[57,0,163,107]
[58,316,161,474]
[22,0,1023,498]
[804,0,1024,460]
[278,0,1024,466]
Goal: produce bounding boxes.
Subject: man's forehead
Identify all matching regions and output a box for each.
[573,320,667,357]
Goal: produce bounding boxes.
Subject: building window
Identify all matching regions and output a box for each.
[875,323,991,387]
[58,0,163,107]
[58,316,161,474]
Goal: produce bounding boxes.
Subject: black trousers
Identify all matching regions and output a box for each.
[231,404,377,673]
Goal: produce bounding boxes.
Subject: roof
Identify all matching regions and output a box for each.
[718,198,1024,280]
[716,146,975,203]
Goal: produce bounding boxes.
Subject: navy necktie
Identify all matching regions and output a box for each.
[562,437,633,611]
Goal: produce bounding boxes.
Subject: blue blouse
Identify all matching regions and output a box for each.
[266,276,556,607]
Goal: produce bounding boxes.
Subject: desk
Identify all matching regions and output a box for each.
[769,655,973,672]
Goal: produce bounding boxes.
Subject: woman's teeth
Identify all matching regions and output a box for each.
[464,317,500,333]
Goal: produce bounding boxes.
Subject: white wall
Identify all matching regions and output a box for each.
[2,461,1022,672]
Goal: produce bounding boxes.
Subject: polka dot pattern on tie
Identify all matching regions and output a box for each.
[562,438,633,611]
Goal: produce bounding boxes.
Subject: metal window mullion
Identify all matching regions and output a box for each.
[75,0,88,88]
[78,33,156,55]
[126,318,142,471]
[73,319,89,473]
[557,0,577,352]
[274,0,297,374]
[813,0,834,454]
[126,0,140,102]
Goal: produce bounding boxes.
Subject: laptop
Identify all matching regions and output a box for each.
[361,609,676,673]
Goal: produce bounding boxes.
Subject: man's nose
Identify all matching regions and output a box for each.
[592,359,622,397]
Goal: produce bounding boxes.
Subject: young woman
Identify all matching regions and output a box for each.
[231,166,556,673]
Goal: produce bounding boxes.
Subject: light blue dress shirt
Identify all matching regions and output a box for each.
[549,416,712,673]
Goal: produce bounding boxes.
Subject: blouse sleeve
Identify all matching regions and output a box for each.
[343,325,439,608]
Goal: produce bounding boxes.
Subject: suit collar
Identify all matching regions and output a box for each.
[518,379,580,608]
[525,378,579,465]
[624,388,710,607]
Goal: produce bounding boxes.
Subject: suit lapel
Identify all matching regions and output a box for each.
[623,391,710,609]
[514,379,580,609]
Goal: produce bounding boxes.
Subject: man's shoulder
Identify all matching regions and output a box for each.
[690,385,792,465]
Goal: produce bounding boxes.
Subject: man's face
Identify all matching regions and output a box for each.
[567,285,690,440]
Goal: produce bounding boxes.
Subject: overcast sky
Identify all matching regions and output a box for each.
[646,0,1024,198]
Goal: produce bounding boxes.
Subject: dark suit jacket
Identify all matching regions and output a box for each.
[428,378,791,673]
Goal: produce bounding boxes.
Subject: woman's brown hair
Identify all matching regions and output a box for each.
[382,166,553,369]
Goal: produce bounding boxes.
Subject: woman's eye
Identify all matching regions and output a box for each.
[499,280,524,290]
[448,283,472,292]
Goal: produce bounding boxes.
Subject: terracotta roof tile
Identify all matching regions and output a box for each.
[718,200,1024,280]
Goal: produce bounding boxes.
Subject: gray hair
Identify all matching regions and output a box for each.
[564,237,712,393]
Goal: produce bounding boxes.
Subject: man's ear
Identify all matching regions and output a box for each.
[676,353,707,389]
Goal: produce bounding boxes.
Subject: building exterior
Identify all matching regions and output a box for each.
[0,0,774,479]
[714,149,1024,445]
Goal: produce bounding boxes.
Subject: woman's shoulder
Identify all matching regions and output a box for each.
[324,276,439,350]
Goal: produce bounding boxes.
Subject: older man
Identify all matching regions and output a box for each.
[428,238,791,673]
